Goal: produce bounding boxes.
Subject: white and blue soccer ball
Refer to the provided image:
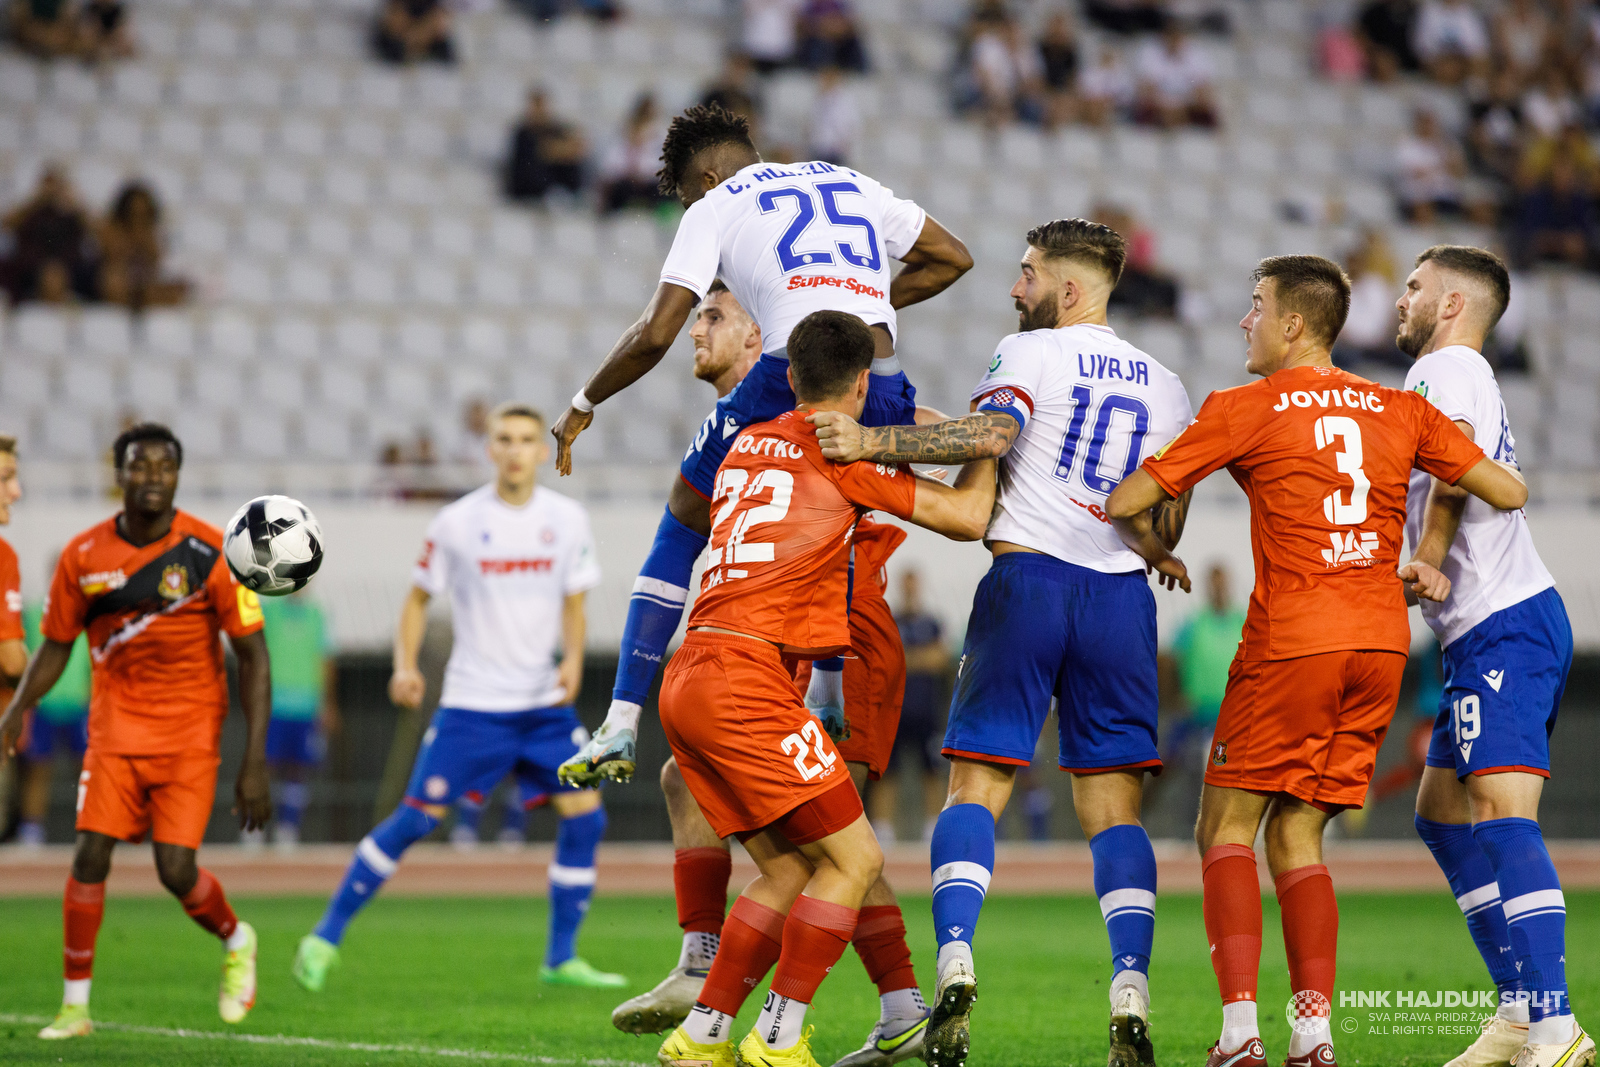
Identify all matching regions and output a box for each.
[223,495,324,596]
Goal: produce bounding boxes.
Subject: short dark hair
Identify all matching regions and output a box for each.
[489,402,544,428]
[1416,244,1511,329]
[112,422,183,469]
[0,435,14,456]
[707,278,729,295]
[787,310,875,401]
[656,103,755,198]
[1025,218,1127,285]
[1252,255,1352,347]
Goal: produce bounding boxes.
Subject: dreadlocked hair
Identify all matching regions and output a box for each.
[656,103,754,198]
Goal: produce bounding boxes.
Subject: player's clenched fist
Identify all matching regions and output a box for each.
[807,409,865,462]
[1398,560,1451,603]
[551,406,593,477]
[388,666,426,709]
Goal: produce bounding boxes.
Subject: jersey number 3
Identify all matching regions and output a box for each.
[1314,416,1369,525]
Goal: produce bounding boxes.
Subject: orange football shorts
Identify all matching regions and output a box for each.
[77,748,220,850]
[661,630,857,840]
[1205,649,1406,811]
[791,591,906,780]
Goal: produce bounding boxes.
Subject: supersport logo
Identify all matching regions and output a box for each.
[785,274,886,299]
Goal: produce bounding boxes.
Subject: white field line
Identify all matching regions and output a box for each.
[0,1014,652,1066]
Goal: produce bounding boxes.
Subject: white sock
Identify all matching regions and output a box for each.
[681,1002,735,1044]
[225,925,251,951]
[677,931,720,973]
[1110,969,1149,1011]
[936,940,974,982]
[63,978,90,1007]
[879,986,927,1024]
[1529,1014,1576,1046]
[1288,1019,1331,1057]
[755,989,808,1050]
[602,701,642,737]
[1220,999,1259,1052]
[1498,996,1530,1024]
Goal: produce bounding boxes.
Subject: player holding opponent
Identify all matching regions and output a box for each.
[293,404,624,992]
[654,310,996,1067]
[1394,247,1589,1067]
[0,423,271,1037]
[1104,255,1531,1067]
[813,219,1195,1067]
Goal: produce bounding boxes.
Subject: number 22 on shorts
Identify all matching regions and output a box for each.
[781,719,839,782]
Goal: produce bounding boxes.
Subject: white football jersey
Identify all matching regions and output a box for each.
[1403,345,1553,647]
[658,160,927,353]
[972,323,1193,573]
[412,485,601,711]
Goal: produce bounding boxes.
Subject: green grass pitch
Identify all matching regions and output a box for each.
[0,892,1593,1066]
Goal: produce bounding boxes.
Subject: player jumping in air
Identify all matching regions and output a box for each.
[1394,246,1590,1067]
[0,423,271,1038]
[293,404,623,992]
[813,218,1196,1067]
[555,103,970,1062]
[1104,255,1531,1067]
[653,309,996,1067]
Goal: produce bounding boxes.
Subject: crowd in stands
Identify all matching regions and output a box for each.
[956,3,1221,129]
[0,166,189,310]
[1327,0,1600,271]
[9,0,131,62]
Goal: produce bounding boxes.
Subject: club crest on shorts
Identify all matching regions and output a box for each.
[1211,740,1228,766]
[159,564,190,600]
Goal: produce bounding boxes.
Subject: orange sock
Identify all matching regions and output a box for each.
[770,895,859,1004]
[1276,864,1338,1003]
[180,869,238,940]
[699,896,786,1016]
[853,904,918,994]
[63,877,105,980]
[675,847,733,935]
[1202,844,1262,1004]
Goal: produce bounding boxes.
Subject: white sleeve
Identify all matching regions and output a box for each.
[1406,353,1478,431]
[1154,377,1195,454]
[875,182,928,260]
[659,197,722,300]
[970,333,1047,429]
[563,508,603,595]
[411,511,449,598]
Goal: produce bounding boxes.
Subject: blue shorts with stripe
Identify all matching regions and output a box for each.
[1425,587,1572,778]
[678,351,917,499]
[943,552,1161,773]
[405,705,592,808]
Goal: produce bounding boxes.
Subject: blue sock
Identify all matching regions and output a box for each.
[313,803,439,946]
[1090,824,1157,981]
[499,790,528,839]
[277,781,309,832]
[613,508,707,705]
[454,793,485,838]
[546,807,606,967]
[1415,816,1521,1003]
[930,804,995,949]
[1474,818,1570,1027]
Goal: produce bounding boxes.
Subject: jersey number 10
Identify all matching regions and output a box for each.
[758,183,881,274]
[1054,385,1151,493]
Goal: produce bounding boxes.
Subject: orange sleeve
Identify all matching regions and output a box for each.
[1141,390,1235,498]
[832,461,917,520]
[0,542,22,642]
[40,549,87,644]
[210,559,265,639]
[1409,390,1487,484]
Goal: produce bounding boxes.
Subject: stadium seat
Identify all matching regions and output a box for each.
[126,362,188,413]
[14,306,71,356]
[252,15,303,60]
[470,261,526,308]
[348,260,399,305]
[331,315,385,361]
[0,360,55,407]
[0,58,40,105]
[80,308,135,358]
[406,260,462,307]
[299,408,358,459]
[89,109,146,155]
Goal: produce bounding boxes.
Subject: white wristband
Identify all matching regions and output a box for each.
[571,390,595,414]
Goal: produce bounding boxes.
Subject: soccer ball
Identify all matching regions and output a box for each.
[223,495,324,596]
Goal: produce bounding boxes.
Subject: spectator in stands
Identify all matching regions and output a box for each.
[1334,228,1407,367]
[1492,0,1552,87]
[1078,43,1135,126]
[78,0,132,61]
[1470,70,1528,186]
[1513,153,1598,267]
[970,19,1046,126]
[508,0,621,20]
[1356,0,1420,80]
[1084,0,1167,36]
[1522,67,1582,140]
[598,94,669,215]
[10,0,82,57]
[742,0,803,73]
[1133,23,1218,127]
[1037,11,1083,127]
[1094,202,1179,317]
[700,53,764,130]
[97,181,189,309]
[0,165,96,306]
[808,67,860,163]
[1412,0,1489,85]
[505,89,589,204]
[797,0,867,73]
[372,0,455,65]
[1396,108,1467,222]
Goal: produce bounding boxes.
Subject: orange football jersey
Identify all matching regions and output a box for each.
[0,535,22,643]
[689,409,917,655]
[1143,365,1484,660]
[849,516,906,601]
[42,511,265,756]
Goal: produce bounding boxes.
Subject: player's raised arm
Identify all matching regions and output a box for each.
[1106,470,1191,592]
[890,215,973,310]
[812,408,1021,465]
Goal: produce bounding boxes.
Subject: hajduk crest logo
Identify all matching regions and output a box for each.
[1287,990,1332,1036]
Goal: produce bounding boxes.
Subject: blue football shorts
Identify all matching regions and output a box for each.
[943,552,1162,773]
[25,714,87,760]
[405,705,592,807]
[266,718,325,765]
[679,350,918,499]
[1425,587,1572,779]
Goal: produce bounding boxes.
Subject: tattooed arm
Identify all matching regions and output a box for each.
[809,410,1021,465]
[1106,470,1191,593]
[1152,489,1193,551]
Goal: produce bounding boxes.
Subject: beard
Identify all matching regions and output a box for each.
[1017,297,1059,332]
[693,349,731,382]
[1396,305,1436,358]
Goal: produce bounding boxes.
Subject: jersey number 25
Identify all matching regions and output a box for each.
[758,183,881,273]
